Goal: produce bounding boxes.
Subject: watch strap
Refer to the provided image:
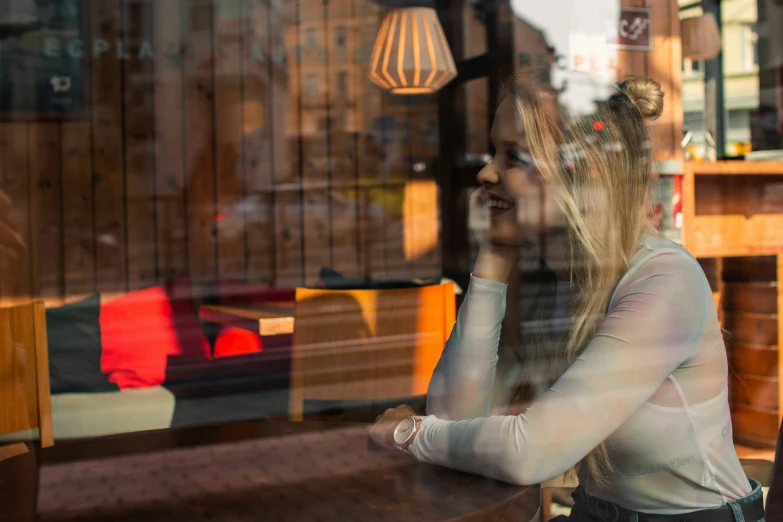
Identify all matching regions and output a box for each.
[397,416,424,452]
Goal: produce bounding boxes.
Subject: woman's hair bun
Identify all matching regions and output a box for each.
[618,76,664,121]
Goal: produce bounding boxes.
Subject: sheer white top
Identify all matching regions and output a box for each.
[409,236,751,514]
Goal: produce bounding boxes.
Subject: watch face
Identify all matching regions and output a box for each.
[393,417,415,445]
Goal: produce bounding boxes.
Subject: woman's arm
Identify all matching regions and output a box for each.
[425,244,521,421]
[425,275,510,420]
[411,250,708,485]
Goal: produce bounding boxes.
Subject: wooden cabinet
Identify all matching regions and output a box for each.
[682,163,783,448]
[721,258,783,447]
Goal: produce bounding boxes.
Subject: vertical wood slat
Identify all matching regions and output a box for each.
[777,254,783,426]
[153,0,188,281]
[300,5,331,286]
[268,0,289,285]
[357,2,386,280]
[215,0,247,283]
[32,301,53,447]
[92,0,128,295]
[243,0,279,284]
[184,0,218,287]
[123,0,159,290]
[28,124,63,307]
[277,0,305,287]
[61,122,96,302]
[242,0,267,283]
[0,123,32,306]
[328,7,360,279]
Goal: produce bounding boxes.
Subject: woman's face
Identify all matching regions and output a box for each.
[477,97,564,246]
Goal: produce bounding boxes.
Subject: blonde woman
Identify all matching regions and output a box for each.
[368,73,765,522]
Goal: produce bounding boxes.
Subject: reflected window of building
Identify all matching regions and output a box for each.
[305,25,317,48]
[304,72,321,98]
[336,70,349,98]
[335,25,347,49]
[679,0,768,159]
[742,22,759,72]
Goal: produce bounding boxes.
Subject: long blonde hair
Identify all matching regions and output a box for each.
[506,70,664,487]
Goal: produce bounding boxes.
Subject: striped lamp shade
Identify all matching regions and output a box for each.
[681,13,722,61]
[368,8,457,95]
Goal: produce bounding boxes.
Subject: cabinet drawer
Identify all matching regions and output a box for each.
[731,404,780,444]
[730,373,778,410]
[723,256,777,282]
[729,344,778,377]
[724,282,777,314]
[724,312,778,346]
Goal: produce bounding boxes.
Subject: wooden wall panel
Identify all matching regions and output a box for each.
[0,124,32,305]
[123,0,159,289]
[183,0,218,286]
[91,0,128,294]
[28,124,63,306]
[215,0,247,282]
[153,0,188,281]
[61,123,96,303]
[4,0,450,305]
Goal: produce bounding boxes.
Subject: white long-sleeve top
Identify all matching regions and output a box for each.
[409,236,751,514]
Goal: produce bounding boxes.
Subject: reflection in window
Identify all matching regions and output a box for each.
[304,72,321,98]
[335,25,347,48]
[336,71,349,98]
[305,25,317,48]
[742,23,758,72]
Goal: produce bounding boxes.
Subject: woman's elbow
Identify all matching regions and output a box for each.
[499,463,543,486]
[498,447,564,486]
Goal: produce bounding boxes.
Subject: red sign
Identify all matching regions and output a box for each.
[609,7,653,51]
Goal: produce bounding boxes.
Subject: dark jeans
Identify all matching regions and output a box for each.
[549,478,765,522]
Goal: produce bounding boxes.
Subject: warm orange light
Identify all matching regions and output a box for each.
[368,8,457,95]
[392,87,434,94]
[403,180,438,261]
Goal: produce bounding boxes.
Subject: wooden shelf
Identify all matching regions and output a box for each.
[689,161,783,175]
[682,161,783,258]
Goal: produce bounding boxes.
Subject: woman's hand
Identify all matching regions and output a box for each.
[469,189,520,284]
[367,404,417,452]
[0,189,25,296]
[473,242,520,284]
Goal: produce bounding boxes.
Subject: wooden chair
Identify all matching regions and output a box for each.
[289,282,456,421]
[0,301,53,522]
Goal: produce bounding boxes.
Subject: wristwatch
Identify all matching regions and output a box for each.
[393,415,423,452]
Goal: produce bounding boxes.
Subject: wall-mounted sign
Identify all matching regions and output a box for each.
[0,0,88,119]
[608,7,652,52]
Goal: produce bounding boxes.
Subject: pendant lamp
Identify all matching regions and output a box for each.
[368,7,457,95]
[681,13,722,61]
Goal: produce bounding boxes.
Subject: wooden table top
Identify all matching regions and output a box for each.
[38,422,539,522]
[199,302,295,336]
